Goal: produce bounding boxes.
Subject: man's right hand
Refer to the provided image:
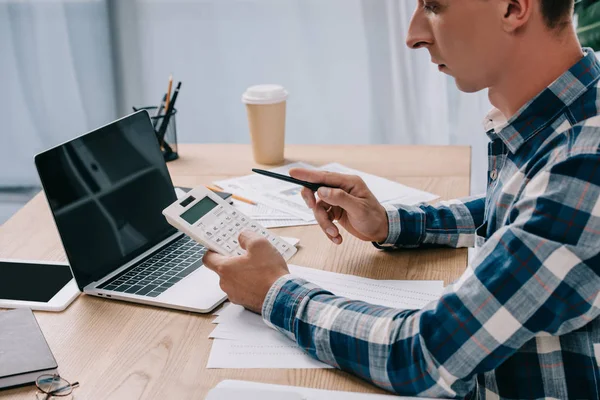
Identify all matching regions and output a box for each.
[289,168,389,245]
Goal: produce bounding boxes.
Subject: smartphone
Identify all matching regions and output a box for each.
[0,259,79,311]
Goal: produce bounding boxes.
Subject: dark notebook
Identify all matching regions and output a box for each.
[0,309,58,389]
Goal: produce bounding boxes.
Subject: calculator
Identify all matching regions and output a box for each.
[162,186,297,261]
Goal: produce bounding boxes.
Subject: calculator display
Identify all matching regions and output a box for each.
[181,197,218,224]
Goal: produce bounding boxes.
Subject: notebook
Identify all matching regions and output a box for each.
[0,309,58,389]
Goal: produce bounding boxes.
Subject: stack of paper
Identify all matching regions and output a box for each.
[214,162,438,228]
[209,380,438,400]
[207,265,444,369]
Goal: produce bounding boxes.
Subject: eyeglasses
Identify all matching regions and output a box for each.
[35,374,79,400]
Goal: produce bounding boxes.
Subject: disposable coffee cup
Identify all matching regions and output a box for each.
[242,84,288,165]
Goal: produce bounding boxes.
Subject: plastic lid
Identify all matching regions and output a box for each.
[242,84,288,105]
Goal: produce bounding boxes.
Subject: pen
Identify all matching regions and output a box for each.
[251,169,324,192]
[205,185,257,205]
[157,82,181,151]
[153,93,167,128]
[165,73,173,111]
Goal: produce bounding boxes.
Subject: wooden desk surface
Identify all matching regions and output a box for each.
[0,144,471,399]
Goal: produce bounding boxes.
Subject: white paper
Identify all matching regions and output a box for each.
[281,236,300,246]
[216,162,317,221]
[231,199,295,220]
[207,266,444,369]
[215,162,438,222]
[217,162,316,194]
[209,323,298,345]
[174,187,187,199]
[207,338,332,369]
[320,163,439,204]
[260,219,317,229]
[289,265,443,309]
[216,380,437,400]
[207,387,306,400]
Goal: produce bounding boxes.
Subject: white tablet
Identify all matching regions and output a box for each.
[0,259,79,312]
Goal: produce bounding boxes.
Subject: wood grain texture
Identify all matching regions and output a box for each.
[0,145,471,400]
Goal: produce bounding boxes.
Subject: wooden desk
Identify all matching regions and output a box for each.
[0,145,470,399]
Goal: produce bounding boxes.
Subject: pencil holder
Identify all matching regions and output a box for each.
[133,106,179,162]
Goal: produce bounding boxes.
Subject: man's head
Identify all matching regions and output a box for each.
[406,0,576,93]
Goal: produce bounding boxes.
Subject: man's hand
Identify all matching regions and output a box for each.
[202,231,289,314]
[289,168,389,244]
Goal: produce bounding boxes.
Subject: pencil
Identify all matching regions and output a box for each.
[165,73,173,111]
[205,185,256,205]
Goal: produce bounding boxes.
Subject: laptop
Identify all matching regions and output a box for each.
[34,111,227,313]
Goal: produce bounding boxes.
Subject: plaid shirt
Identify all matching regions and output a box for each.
[262,50,600,399]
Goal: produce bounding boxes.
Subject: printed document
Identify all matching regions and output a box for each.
[206,265,444,369]
[215,162,438,222]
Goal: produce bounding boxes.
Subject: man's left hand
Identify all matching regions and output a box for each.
[202,230,290,314]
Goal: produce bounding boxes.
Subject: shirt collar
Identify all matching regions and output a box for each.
[484,49,600,153]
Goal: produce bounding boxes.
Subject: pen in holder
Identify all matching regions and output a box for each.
[133,106,179,162]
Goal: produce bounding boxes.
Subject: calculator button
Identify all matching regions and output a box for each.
[225,215,233,222]
[205,230,214,237]
[213,210,224,218]
[224,244,234,253]
[234,249,246,256]
[231,238,240,247]
[211,225,219,232]
[259,230,269,237]
[220,232,229,240]
[215,237,224,245]
[227,227,236,235]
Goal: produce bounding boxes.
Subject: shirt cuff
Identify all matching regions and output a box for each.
[373,204,401,248]
[261,274,322,339]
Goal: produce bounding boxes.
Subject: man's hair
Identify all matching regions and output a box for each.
[540,0,574,30]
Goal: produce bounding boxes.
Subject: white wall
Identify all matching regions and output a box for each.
[2,0,490,194]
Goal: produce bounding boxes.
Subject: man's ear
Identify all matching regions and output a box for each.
[498,0,534,33]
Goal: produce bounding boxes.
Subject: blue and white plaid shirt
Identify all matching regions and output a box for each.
[262,50,600,399]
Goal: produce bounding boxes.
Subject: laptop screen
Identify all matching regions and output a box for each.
[35,111,178,290]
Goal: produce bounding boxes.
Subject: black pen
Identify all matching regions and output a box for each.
[157,82,182,152]
[251,169,326,192]
[153,93,167,128]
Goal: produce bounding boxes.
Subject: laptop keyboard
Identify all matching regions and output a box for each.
[97,236,206,298]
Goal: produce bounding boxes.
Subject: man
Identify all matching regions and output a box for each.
[203,0,600,398]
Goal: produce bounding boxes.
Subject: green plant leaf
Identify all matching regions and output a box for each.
[577,1,600,50]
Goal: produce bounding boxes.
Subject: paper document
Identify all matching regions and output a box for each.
[231,199,294,220]
[208,339,331,369]
[206,387,306,400]
[281,236,300,246]
[214,380,438,400]
[320,163,438,205]
[174,187,187,199]
[206,265,444,369]
[216,162,317,221]
[215,162,438,223]
[260,219,317,229]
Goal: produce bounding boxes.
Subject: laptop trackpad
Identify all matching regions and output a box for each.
[158,263,226,312]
